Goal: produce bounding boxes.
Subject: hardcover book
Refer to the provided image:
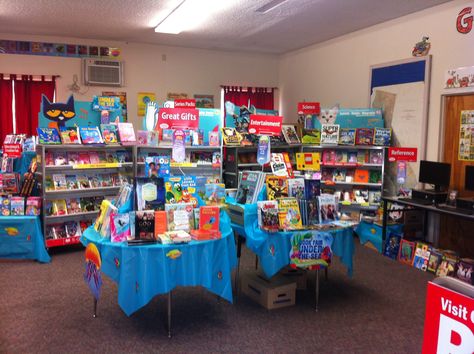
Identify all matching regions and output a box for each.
[135,210,156,240]
[427,248,443,274]
[59,126,81,144]
[304,179,321,200]
[53,152,68,166]
[100,124,119,144]
[79,126,104,144]
[301,129,321,145]
[355,128,374,145]
[52,174,67,190]
[412,242,431,271]
[282,125,300,144]
[161,129,174,146]
[117,122,136,145]
[136,177,166,211]
[318,194,337,223]
[10,196,25,215]
[278,197,303,230]
[199,206,220,233]
[37,127,61,144]
[320,124,340,145]
[235,171,264,204]
[165,203,194,232]
[383,233,402,260]
[204,183,226,206]
[89,152,100,164]
[306,199,320,226]
[338,128,356,145]
[154,210,168,235]
[398,239,416,265]
[369,150,384,164]
[287,178,305,199]
[110,213,131,242]
[353,169,369,183]
[373,127,392,146]
[266,176,289,200]
[257,200,280,231]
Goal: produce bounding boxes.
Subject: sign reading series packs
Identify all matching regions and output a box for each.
[388,147,418,162]
[157,108,199,130]
[248,114,283,136]
[174,99,196,108]
[297,102,320,115]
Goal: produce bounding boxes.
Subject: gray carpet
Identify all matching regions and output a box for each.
[0,239,432,353]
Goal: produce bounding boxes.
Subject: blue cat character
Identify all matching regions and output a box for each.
[42,94,76,128]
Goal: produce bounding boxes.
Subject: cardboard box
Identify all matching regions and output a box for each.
[241,273,296,310]
[279,266,308,290]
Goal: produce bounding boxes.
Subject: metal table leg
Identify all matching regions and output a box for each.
[235,233,243,295]
[315,268,320,312]
[93,298,97,318]
[167,291,172,338]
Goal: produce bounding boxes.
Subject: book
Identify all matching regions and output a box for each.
[117,122,136,145]
[165,203,194,232]
[369,170,382,184]
[67,152,79,165]
[165,230,192,244]
[355,128,374,145]
[137,130,148,145]
[77,174,91,189]
[436,251,458,277]
[66,198,82,214]
[257,200,280,231]
[134,210,155,240]
[145,155,171,178]
[318,194,337,223]
[25,197,42,216]
[94,199,117,238]
[383,233,402,260]
[412,242,431,271]
[52,199,67,216]
[100,124,119,144]
[282,125,300,144]
[89,175,101,188]
[53,152,68,166]
[333,169,346,182]
[398,239,416,265]
[65,175,79,190]
[287,178,305,199]
[199,206,220,233]
[136,177,166,211]
[347,151,358,164]
[79,126,104,144]
[209,131,220,146]
[78,152,91,164]
[335,151,348,164]
[320,124,340,145]
[110,213,131,242]
[221,127,243,146]
[455,258,474,285]
[53,174,67,190]
[37,127,61,144]
[368,191,381,204]
[270,153,291,177]
[235,171,264,204]
[10,196,25,215]
[304,179,321,199]
[338,128,356,145]
[353,169,369,183]
[65,221,81,238]
[100,174,113,187]
[266,176,289,200]
[45,152,54,166]
[427,248,443,274]
[116,150,130,163]
[89,152,100,164]
[373,127,391,146]
[204,183,226,206]
[154,211,168,235]
[59,126,81,144]
[161,129,174,146]
[306,199,320,226]
[301,129,321,145]
[148,131,159,147]
[51,224,67,239]
[278,197,303,230]
[0,196,11,216]
[296,152,321,171]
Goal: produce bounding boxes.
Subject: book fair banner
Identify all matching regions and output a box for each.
[289,231,333,269]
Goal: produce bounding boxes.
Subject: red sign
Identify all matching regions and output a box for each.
[248,114,283,136]
[388,147,417,162]
[174,99,196,108]
[457,7,473,34]
[2,143,22,158]
[297,102,320,115]
[157,108,199,130]
[422,280,474,354]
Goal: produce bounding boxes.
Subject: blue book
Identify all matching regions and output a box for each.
[37,127,61,144]
[304,179,321,200]
[79,126,104,144]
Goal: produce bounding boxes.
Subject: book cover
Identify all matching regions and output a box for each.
[110,213,131,242]
[355,128,374,145]
[66,198,82,214]
[52,199,67,215]
[368,191,381,204]
[116,150,130,163]
[25,197,41,216]
[347,151,358,164]
[76,174,90,189]
[235,171,264,204]
[105,152,118,163]
[369,150,383,164]
[204,183,226,206]
[412,242,431,271]
[373,127,392,146]
[333,169,346,182]
[436,251,458,277]
[67,152,79,165]
[10,196,25,215]
[89,175,101,188]
[154,211,168,235]
[81,197,97,212]
[306,199,320,226]
[318,194,337,223]
[398,239,416,265]
[199,206,220,232]
[455,258,474,285]
[148,131,159,147]
[79,126,104,144]
[78,152,91,164]
[427,249,443,274]
[296,152,321,171]
[145,155,171,178]
[100,124,119,144]
[301,129,320,145]
[357,150,368,164]
[221,127,243,146]
[209,131,219,146]
[117,123,136,145]
[65,221,81,238]
[304,179,321,199]
[45,152,54,166]
[383,233,402,260]
[353,169,369,183]
[89,152,100,164]
[59,126,81,144]
[287,178,305,199]
[278,197,303,230]
[369,170,382,184]
[161,129,174,146]
[37,127,61,144]
[136,177,166,211]
[257,200,280,231]
[335,151,348,164]
[165,203,194,232]
[100,174,113,187]
[164,176,204,206]
[53,174,67,190]
[137,130,148,145]
[65,175,79,190]
[282,125,300,144]
[322,150,336,164]
[338,128,356,145]
[320,124,340,145]
[52,223,67,239]
[266,176,289,200]
[53,152,68,166]
[0,197,10,216]
[135,210,156,240]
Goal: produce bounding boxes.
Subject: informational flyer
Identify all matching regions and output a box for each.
[459,110,474,161]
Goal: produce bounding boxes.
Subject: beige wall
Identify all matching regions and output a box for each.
[0,33,279,128]
[279,0,474,160]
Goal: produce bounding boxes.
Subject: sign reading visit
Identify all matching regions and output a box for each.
[157,108,199,130]
[248,114,283,136]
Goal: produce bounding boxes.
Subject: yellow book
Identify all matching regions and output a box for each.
[277,198,303,230]
[296,152,321,171]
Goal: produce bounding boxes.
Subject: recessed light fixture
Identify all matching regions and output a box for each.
[255,0,288,14]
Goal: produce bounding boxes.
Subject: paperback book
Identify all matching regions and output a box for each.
[318,194,337,223]
[338,128,356,145]
[235,171,265,204]
[257,200,280,232]
[278,197,303,230]
[165,203,194,232]
[304,179,321,200]
[306,199,320,226]
[100,124,119,144]
[320,124,340,145]
[37,127,61,144]
[412,242,431,271]
[110,213,131,242]
[287,178,305,199]
[398,239,416,265]
[282,125,300,144]
[53,174,67,190]
[355,128,374,145]
[266,175,289,200]
[10,197,25,215]
[117,122,136,145]
[373,127,392,146]
[66,198,82,214]
[136,177,166,211]
[59,126,81,144]
[79,126,104,144]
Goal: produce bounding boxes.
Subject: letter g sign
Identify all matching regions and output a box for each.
[457,7,473,34]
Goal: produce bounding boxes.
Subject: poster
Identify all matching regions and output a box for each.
[167,92,188,100]
[194,94,214,108]
[289,231,333,269]
[102,91,128,122]
[459,110,474,161]
[445,66,474,89]
[137,92,156,116]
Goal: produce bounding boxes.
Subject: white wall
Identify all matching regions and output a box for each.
[0,33,279,128]
[279,0,474,160]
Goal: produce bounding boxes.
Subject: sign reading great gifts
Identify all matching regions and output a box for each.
[157,108,200,130]
[388,147,418,162]
[289,231,333,269]
[248,114,283,136]
[297,102,320,115]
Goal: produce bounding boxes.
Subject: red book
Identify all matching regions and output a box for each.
[199,206,220,233]
[190,229,221,241]
[154,211,168,235]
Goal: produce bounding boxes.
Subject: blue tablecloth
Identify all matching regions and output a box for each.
[81,210,237,316]
[355,221,404,253]
[0,216,51,263]
[228,201,355,278]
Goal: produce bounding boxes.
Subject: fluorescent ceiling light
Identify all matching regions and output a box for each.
[256,0,288,14]
[155,0,231,34]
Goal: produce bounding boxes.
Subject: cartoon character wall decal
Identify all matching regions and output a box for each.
[42,95,76,129]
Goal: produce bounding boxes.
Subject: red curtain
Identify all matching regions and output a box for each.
[0,75,13,144]
[14,75,55,136]
[222,86,274,111]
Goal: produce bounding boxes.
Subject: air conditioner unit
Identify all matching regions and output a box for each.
[83,59,124,87]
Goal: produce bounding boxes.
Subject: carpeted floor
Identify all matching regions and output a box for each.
[0,239,432,353]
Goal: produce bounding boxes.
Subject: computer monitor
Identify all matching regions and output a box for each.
[465,165,474,191]
[419,160,451,192]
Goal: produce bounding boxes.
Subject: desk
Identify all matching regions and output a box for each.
[0,215,51,263]
[81,210,236,336]
[381,196,474,246]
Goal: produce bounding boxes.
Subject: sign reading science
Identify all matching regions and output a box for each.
[157,108,199,130]
[248,114,283,136]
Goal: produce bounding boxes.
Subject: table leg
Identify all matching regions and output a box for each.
[93,298,97,318]
[167,291,172,338]
[315,268,320,312]
[255,255,259,270]
[235,233,243,295]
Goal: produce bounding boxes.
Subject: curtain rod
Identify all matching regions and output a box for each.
[220,85,278,89]
[1,74,61,79]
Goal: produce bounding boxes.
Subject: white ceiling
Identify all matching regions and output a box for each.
[0,0,451,54]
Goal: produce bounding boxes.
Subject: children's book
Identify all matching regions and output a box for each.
[287,178,305,199]
[335,151,348,164]
[25,197,41,216]
[65,221,81,238]
[412,242,431,271]
[347,151,358,164]
[368,191,381,205]
[154,211,168,235]
[89,152,100,164]
[165,203,194,232]
[455,258,474,285]
[221,127,243,146]
[52,224,67,239]
[137,130,148,145]
[164,176,204,207]
[369,170,382,184]
[110,213,131,242]
[105,152,118,163]
[304,179,321,200]
[266,176,289,200]
[322,150,336,165]
[37,127,61,144]
[45,152,54,166]
[161,129,174,146]
[66,198,82,214]
[79,220,92,233]
[53,152,68,166]
[296,152,321,171]
[306,199,320,226]
[355,128,374,145]
[0,196,10,216]
[318,194,337,223]
[79,126,104,144]
[338,128,356,145]
[204,183,226,206]
[257,200,280,231]
[136,177,166,211]
[209,131,220,146]
[383,233,402,260]
[53,174,67,190]
[199,206,220,233]
[270,153,293,177]
[116,150,129,163]
[353,169,369,183]
[145,155,171,178]
[282,125,300,144]
[235,171,264,204]
[427,248,443,274]
[66,152,79,166]
[100,124,119,144]
[89,175,101,188]
[278,198,303,230]
[320,124,340,145]
[333,169,346,182]
[373,127,392,146]
[78,152,91,164]
[357,150,368,164]
[134,210,155,240]
[76,174,90,189]
[52,199,67,216]
[436,251,458,277]
[398,239,416,265]
[59,126,81,144]
[301,129,321,145]
[65,175,79,190]
[117,122,136,145]
[10,197,25,215]
[100,174,113,187]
